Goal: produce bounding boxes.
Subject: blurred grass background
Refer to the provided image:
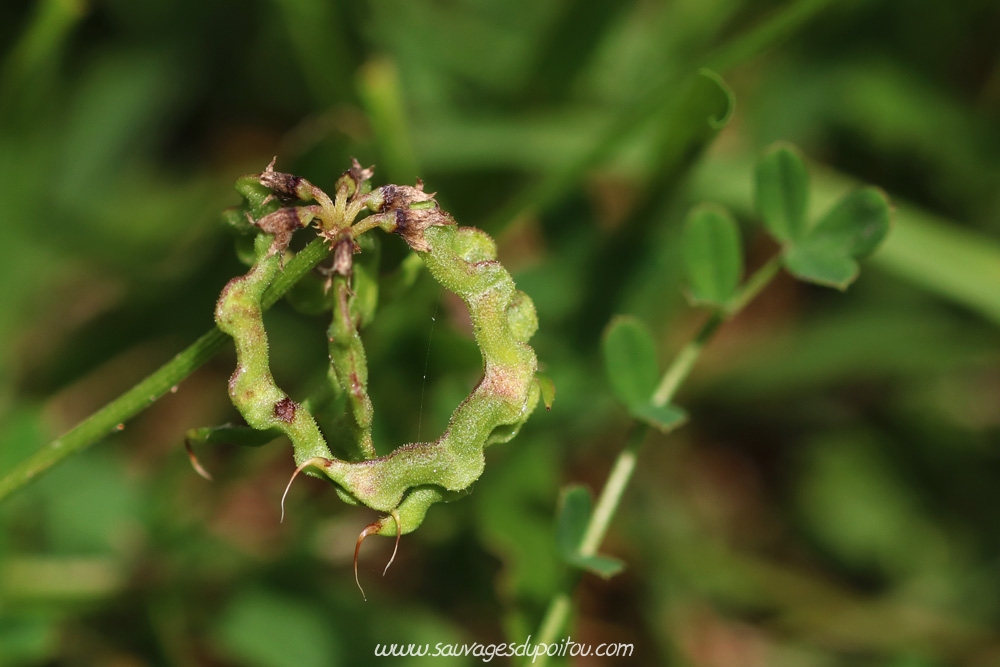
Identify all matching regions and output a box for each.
[2,0,1000,665]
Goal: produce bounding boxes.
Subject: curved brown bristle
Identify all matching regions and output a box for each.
[383,510,402,577]
[185,440,213,481]
[280,457,330,523]
[354,520,381,601]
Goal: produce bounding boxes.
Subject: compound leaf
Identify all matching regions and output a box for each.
[784,187,891,289]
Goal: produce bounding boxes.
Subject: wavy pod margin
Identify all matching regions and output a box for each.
[313,223,540,534]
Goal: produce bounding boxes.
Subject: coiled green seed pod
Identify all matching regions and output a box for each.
[214,162,543,540]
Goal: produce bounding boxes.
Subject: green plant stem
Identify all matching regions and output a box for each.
[651,312,725,408]
[0,238,332,503]
[535,591,574,651]
[705,0,841,73]
[578,424,648,560]
[725,255,782,316]
[529,256,782,663]
[262,239,331,309]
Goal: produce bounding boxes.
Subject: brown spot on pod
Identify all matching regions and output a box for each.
[228,366,244,395]
[479,364,530,406]
[273,397,297,423]
[349,371,363,398]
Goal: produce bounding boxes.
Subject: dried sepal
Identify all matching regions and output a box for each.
[259,156,312,201]
[390,206,455,252]
[336,158,375,200]
[362,182,455,251]
[259,157,336,212]
[247,205,318,255]
[366,182,435,212]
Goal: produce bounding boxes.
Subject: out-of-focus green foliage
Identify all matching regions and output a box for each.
[2,0,1000,665]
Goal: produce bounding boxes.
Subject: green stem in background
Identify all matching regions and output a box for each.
[704,0,840,73]
[0,238,332,504]
[529,256,782,663]
[357,57,420,185]
[486,0,838,233]
[0,0,87,120]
